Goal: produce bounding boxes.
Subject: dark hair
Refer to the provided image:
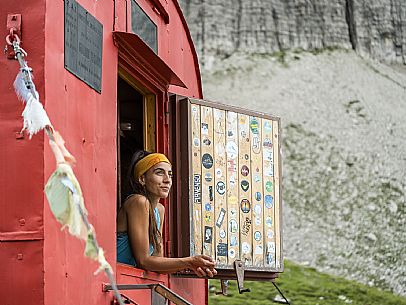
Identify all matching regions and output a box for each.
[127,150,162,254]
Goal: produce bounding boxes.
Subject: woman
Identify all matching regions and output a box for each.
[117,151,217,277]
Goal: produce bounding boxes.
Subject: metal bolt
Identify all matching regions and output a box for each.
[19,218,25,226]
[17,253,23,260]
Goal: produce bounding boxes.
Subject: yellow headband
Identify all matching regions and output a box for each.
[134,153,171,179]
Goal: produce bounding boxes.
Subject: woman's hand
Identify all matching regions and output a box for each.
[184,255,217,278]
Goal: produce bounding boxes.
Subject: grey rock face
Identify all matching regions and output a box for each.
[179,0,406,65]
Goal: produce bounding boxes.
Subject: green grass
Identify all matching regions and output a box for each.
[209,260,406,305]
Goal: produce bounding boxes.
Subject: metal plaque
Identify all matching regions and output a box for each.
[64,0,103,93]
[131,1,158,53]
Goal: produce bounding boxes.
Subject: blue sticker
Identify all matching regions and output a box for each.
[230,235,238,246]
[265,195,273,208]
[255,192,262,201]
[202,153,214,169]
[205,203,212,211]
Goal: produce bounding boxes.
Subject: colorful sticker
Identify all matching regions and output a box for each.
[193,138,200,147]
[203,137,211,146]
[205,214,211,223]
[266,253,274,264]
[240,199,251,213]
[230,235,238,246]
[241,217,252,236]
[241,180,249,192]
[202,153,214,169]
[264,149,273,162]
[254,231,262,241]
[253,174,261,183]
[255,192,262,201]
[265,181,273,192]
[267,242,275,252]
[263,137,273,148]
[204,226,213,243]
[217,243,228,256]
[255,216,261,225]
[193,174,201,204]
[267,229,274,239]
[215,168,222,178]
[266,216,273,227]
[216,208,226,227]
[254,204,262,215]
[265,195,273,208]
[229,197,238,206]
[205,203,212,211]
[201,123,209,135]
[250,118,259,134]
[216,181,226,195]
[264,121,272,132]
[227,159,237,172]
[219,229,226,239]
[255,245,263,255]
[241,165,249,176]
[229,249,236,258]
[229,220,238,233]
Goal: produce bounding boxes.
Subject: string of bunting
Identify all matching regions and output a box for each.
[6,30,124,305]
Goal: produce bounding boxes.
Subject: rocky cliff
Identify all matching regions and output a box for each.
[178,0,406,297]
[180,0,406,66]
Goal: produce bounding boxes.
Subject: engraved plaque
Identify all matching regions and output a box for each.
[64,0,103,93]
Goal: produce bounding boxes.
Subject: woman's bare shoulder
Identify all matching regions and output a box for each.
[157,202,165,214]
[124,194,149,212]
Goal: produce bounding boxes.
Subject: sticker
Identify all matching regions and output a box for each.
[216,208,226,227]
[202,153,214,169]
[205,173,213,182]
[255,216,261,225]
[264,121,272,132]
[201,123,209,135]
[242,242,251,254]
[229,208,237,216]
[229,220,238,233]
[267,229,274,239]
[204,226,213,243]
[217,243,228,256]
[267,242,275,252]
[240,130,247,138]
[254,204,262,215]
[255,192,262,201]
[203,138,212,146]
[192,106,198,113]
[254,231,262,241]
[193,174,201,204]
[226,142,238,159]
[241,217,252,236]
[215,168,222,178]
[227,130,234,137]
[229,175,236,187]
[205,203,212,211]
[229,249,236,258]
[227,159,237,172]
[263,137,273,148]
[240,199,251,213]
[265,181,273,192]
[254,175,261,183]
[265,195,273,208]
[244,154,249,160]
[264,149,273,162]
[216,181,226,195]
[264,165,274,177]
[252,136,261,154]
[255,245,263,255]
[241,180,249,192]
[250,118,259,134]
[193,138,200,147]
[239,116,247,124]
[266,216,273,227]
[209,186,214,201]
[219,229,226,239]
[266,253,274,264]
[205,214,211,223]
[241,165,249,176]
[230,235,237,246]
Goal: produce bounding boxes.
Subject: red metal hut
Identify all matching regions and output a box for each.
[1,0,283,304]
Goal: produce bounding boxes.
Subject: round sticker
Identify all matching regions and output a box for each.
[254,204,262,215]
[255,192,262,201]
[205,173,213,182]
[265,181,273,192]
[266,216,273,227]
[242,242,251,254]
[244,154,249,160]
[203,138,211,146]
[226,142,238,159]
[205,203,212,211]
[250,118,259,134]
[267,229,274,239]
[240,199,251,213]
[216,181,226,195]
[219,229,226,239]
[202,153,214,169]
[215,168,222,178]
[254,231,262,241]
[193,138,200,147]
[192,106,198,113]
[265,195,273,208]
[229,220,238,233]
[241,165,249,176]
[229,249,236,258]
[241,180,249,192]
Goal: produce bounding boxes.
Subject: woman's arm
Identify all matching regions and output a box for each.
[126,196,216,276]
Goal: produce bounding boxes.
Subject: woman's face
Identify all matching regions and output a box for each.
[141,162,173,199]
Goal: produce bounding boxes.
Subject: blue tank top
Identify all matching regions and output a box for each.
[116,206,161,267]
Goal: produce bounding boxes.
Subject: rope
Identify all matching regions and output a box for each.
[272,281,290,304]
[6,32,124,305]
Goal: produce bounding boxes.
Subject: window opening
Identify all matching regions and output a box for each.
[131,0,158,53]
